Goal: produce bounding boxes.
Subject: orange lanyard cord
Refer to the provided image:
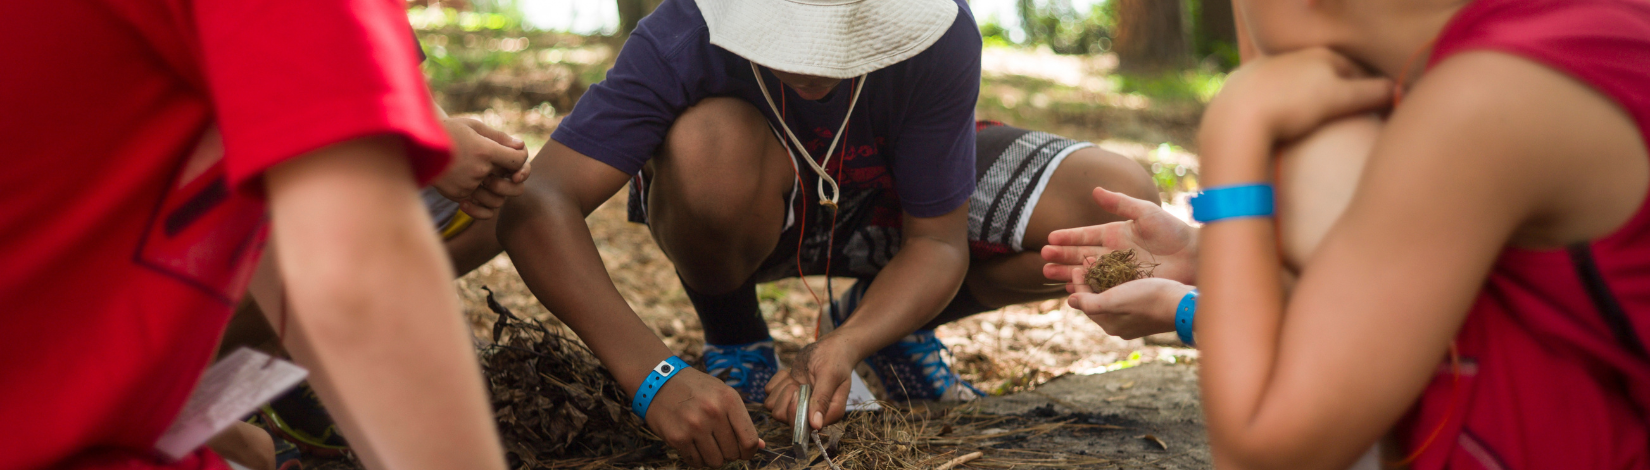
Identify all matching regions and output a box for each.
[1391,37,1439,108]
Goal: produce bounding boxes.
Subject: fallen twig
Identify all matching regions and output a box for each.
[812,432,844,470]
[935,451,984,470]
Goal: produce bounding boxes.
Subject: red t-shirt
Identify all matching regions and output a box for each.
[1400,0,1650,468]
[0,1,450,468]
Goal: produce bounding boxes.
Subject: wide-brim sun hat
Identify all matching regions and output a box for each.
[696,0,960,79]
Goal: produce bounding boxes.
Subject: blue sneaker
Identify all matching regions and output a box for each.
[702,340,780,403]
[828,281,983,402]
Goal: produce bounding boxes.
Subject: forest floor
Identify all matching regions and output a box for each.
[344,30,1215,469]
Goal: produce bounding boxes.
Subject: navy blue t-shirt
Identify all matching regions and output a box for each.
[552,0,981,220]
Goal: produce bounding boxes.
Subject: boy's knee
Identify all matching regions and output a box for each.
[1106,150,1161,206]
[1052,147,1160,219]
[650,98,788,228]
[662,97,773,169]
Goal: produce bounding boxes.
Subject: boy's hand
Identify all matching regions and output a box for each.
[1206,47,1393,145]
[763,337,856,431]
[435,117,531,219]
[1067,275,1193,340]
[645,368,765,468]
[1042,187,1197,286]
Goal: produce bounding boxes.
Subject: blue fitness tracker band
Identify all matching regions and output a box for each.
[631,356,689,420]
[1189,183,1275,223]
[1176,289,1199,347]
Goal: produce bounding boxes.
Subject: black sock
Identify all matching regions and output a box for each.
[683,275,771,345]
[919,284,993,331]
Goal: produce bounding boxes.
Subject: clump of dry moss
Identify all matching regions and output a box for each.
[1084,250,1156,292]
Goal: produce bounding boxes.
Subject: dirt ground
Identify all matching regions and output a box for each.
[412,36,1212,468]
[964,363,1208,468]
[439,185,1208,469]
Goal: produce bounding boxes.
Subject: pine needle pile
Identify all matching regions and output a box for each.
[470,287,1126,469]
[1083,250,1156,293]
[747,406,1119,470]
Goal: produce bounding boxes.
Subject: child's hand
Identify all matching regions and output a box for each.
[1206,48,1393,145]
[764,337,857,431]
[435,117,531,219]
[1043,187,1197,286]
[645,368,766,467]
[1067,276,1193,340]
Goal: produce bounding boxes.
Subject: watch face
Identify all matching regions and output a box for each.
[657,363,674,375]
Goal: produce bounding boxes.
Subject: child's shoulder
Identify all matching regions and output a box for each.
[1430,0,1650,134]
[628,0,713,61]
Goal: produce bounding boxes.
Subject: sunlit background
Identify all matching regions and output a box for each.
[519,0,1112,40]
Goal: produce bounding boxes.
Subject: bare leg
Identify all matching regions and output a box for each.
[643,97,795,295]
[966,146,1161,309]
[207,421,277,470]
[444,215,504,275]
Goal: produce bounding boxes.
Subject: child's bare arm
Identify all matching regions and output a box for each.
[1198,49,1646,470]
[263,136,506,470]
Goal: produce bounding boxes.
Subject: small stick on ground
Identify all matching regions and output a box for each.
[813,431,844,470]
[1084,249,1157,292]
[935,451,985,470]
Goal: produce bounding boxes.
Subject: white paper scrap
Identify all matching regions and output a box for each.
[845,370,881,412]
[154,348,308,461]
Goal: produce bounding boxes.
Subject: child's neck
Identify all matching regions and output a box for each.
[1337,2,1466,82]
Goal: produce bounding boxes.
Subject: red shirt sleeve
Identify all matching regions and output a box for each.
[194,0,451,193]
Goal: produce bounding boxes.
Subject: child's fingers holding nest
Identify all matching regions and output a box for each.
[1039,244,1116,267]
[1071,267,1094,294]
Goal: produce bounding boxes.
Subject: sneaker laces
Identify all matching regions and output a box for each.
[704,342,774,387]
[888,332,959,394]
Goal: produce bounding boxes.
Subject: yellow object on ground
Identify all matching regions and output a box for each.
[440,210,475,240]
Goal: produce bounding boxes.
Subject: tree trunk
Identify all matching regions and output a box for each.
[1112,0,1189,73]
[1198,0,1238,56]
[616,0,664,37]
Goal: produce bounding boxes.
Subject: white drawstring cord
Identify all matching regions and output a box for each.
[750,62,866,210]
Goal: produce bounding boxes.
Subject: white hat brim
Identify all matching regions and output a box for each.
[697,0,960,79]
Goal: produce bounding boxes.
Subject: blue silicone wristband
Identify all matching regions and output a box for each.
[630,356,689,420]
[1189,184,1275,223]
[1175,289,1199,347]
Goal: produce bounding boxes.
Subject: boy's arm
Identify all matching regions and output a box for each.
[765,203,971,430]
[497,139,763,467]
[264,136,505,470]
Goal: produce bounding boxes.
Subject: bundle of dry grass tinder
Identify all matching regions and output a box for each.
[1083,249,1157,293]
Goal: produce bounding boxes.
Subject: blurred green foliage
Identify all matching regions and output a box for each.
[989,0,1237,72]
[416,34,527,92]
[407,1,528,32]
[410,2,533,93]
[980,19,1017,49]
[1017,0,1115,55]
[1183,0,1240,70]
[1146,142,1199,194]
[1111,70,1225,103]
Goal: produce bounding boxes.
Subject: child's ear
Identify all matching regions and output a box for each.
[1274,114,1382,271]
